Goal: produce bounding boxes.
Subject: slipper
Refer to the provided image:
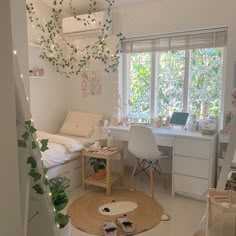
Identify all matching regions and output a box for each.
[116,216,135,235]
[103,221,118,236]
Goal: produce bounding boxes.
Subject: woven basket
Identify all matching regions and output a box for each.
[206,189,236,236]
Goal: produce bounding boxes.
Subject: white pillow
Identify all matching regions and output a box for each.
[59,111,103,138]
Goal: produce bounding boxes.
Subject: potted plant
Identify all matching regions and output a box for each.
[90,158,106,179]
[49,176,71,236]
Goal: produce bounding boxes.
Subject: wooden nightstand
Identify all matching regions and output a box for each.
[81,147,124,195]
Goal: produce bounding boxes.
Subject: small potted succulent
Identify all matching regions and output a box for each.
[49,176,71,236]
[90,158,106,179]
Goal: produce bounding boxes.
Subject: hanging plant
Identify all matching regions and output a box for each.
[26,0,124,78]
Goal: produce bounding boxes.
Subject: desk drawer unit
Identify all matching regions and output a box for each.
[174,174,208,197]
[175,137,211,159]
[173,136,215,199]
[174,155,209,179]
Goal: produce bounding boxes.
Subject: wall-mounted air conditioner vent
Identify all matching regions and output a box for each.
[62,11,112,38]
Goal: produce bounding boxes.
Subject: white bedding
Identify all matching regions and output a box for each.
[37,131,85,168]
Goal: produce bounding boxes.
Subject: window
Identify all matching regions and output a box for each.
[121,28,226,122]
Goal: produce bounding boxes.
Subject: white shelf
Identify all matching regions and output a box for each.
[29,76,48,79]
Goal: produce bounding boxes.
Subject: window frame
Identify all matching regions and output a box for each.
[121,48,224,121]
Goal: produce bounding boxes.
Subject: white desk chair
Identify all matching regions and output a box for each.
[127,125,168,198]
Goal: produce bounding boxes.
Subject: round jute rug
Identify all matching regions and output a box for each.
[68,189,164,236]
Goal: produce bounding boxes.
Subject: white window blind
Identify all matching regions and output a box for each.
[121,27,227,53]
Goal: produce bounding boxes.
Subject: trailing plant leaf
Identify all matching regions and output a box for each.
[22,131,29,140]
[32,141,37,149]
[29,126,37,134]
[40,145,49,152]
[29,169,42,182]
[26,0,123,77]
[32,184,44,194]
[27,156,37,168]
[25,120,32,126]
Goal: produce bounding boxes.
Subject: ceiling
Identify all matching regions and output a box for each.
[41,0,146,15]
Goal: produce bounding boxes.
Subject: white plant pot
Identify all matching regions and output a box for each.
[59,219,72,236]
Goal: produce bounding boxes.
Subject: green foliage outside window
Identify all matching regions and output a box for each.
[127,48,223,121]
[129,53,151,121]
[158,50,185,116]
[189,48,223,117]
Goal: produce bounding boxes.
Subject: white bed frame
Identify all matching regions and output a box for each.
[47,156,82,191]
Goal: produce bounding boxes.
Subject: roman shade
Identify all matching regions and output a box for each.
[121,27,227,53]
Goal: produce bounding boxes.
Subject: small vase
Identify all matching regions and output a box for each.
[95,169,106,180]
[59,219,72,236]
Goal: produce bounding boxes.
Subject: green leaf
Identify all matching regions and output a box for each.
[27,157,37,168]
[40,139,48,146]
[25,120,31,126]
[22,132,29,140]
[32,141,37,149]
[40,145,49,152]
[29,169,42,182]
[29,126,37,134]
[32,184,44,194]
[43,168,48,175]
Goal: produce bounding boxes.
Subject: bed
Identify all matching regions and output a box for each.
[37,111,106,190]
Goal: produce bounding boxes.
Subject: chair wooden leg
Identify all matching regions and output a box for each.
[157,160,167,189]
[150,162,154,199]
[128,159,138,189]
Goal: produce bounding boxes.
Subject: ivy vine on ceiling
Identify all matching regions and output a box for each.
[26,0,124,78]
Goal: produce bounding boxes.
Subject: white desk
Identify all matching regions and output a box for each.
[109,126,217,200]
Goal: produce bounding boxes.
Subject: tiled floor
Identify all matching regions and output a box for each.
[68,174,206,236]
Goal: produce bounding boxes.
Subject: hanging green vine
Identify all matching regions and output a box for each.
[17,120,49,195]
[18,120,70,228]
[26,0,124,78]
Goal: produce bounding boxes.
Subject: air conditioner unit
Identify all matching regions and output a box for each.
[62,11,112,38]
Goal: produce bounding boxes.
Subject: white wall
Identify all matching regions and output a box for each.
[111,0,236,114]
[28,0,236,132]
[0,0,23,235]
[27,0,68,133]
[11,0,29,95]
[29,47,67,133]
[64,0,236,118]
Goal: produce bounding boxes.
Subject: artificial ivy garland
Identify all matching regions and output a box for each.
[26,0,123,78]
[17,120,49,195]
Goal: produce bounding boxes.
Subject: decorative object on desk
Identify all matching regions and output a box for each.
[201,116,217,135]
[90,158,106,180]
[48,176,72,235]
[188,114,198,132]
[156,116,163,128]
[150,118,157,127]
[169,112,189,127]
[165,116,171,128]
